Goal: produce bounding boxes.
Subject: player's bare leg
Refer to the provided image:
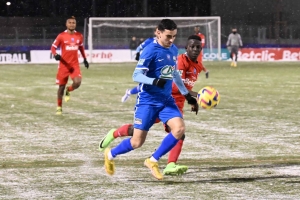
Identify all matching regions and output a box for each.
[65,76,81,102]
[56,85,66,115]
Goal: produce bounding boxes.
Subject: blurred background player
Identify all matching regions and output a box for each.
[226,28,243,67]
[121,27,158,102]
[129,36,138,50]
[194,26,209,77]
[194,26,205,62]
[100,35,205,176]
[51,16,89,115]
[102,19,198,180]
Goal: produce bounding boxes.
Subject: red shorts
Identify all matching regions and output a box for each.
[154,97,185,132]
[56,64,81,85]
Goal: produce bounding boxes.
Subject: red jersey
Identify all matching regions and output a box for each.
[51,30,86,67]
[172,53,206,100]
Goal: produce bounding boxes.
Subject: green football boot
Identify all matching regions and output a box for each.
[99,129,116,151]
[163,162,188,175]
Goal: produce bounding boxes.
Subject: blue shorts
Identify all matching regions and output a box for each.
[133,97,183,131]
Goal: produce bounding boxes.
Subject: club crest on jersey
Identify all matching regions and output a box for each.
[71,38,74,42]
[160,65,175,79]
[167,54,171,60]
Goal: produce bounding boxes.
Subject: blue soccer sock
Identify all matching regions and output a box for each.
[111,138,134,158]
[152,133,179,161]
[129,85,139,95]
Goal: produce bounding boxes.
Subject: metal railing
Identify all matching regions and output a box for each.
[1,25,300,48]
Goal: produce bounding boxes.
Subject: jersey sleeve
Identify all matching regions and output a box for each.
[135,46,154,71]
[172,55,187,94]
[172,69,188,96]
[52,34,62,49]
[51,34,62,55]
[238,34,243,46]
[177,55,187,79]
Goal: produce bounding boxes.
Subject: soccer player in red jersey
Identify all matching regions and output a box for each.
[51,16,89,115]
[194,26,205,62]
[99,35,208,176]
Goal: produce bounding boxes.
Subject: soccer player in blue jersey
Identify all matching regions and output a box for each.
[121,28,158,102]
[103,19,198,180]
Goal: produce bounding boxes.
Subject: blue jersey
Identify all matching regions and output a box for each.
[135,37,156,53]
[135,40,178,103]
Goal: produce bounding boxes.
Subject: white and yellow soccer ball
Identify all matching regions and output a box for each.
[197,86,220,110]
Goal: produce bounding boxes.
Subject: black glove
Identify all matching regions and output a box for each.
[205,71,209,79]
[184,93,197,105]
[83,58,89,69]
[185,93,198,115]
[135,52,140,61]
[54,54,61,61]
[152,78,167,88]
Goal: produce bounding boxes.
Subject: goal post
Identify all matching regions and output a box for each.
[88,17,221,63]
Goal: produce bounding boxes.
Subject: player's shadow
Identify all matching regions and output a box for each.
[128,174,300,184]
[165,163,300,184]
[127,163,300,184]
[187,163,300,173]
[162,174,300,185]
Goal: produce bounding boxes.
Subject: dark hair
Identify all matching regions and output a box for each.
[157,19,177,31]
[187,35,201,42]
[67,16,76,20]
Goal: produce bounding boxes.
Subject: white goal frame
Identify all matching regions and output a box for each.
[88,17,221,63]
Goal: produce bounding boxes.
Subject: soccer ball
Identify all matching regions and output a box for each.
[197,86,220,109]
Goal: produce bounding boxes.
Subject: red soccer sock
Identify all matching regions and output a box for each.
[57,99,62,107]
[168,139,183,164]
[113,124,132,138]
[67,86,74,92]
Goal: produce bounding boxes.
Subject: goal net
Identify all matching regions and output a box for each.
[87,17,221,63]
